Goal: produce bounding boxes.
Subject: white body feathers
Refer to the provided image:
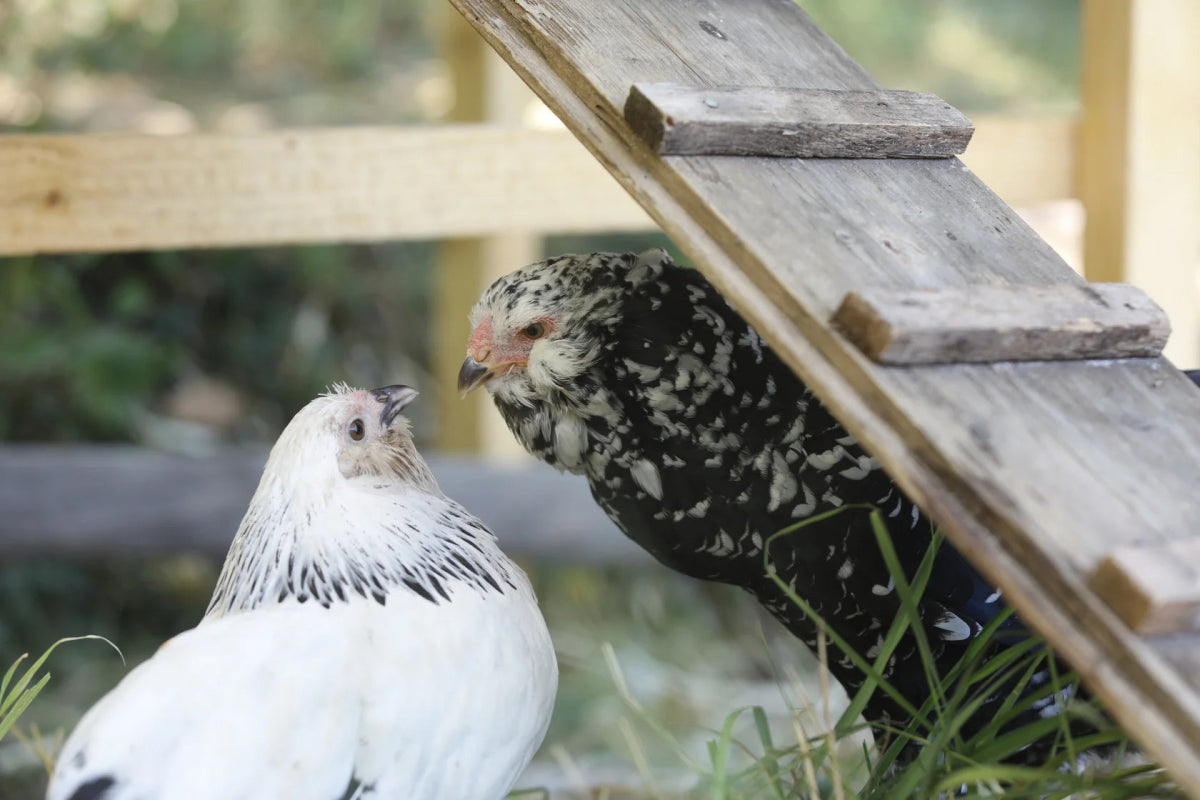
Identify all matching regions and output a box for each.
[48,386,557,800]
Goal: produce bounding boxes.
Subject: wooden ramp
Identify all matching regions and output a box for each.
[447,0,1200,793]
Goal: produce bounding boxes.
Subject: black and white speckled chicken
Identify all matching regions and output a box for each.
[459,249,1064,745]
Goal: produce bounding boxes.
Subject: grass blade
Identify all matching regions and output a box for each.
[0,673,51,742]
[750,706,788,800]
[708,706,749,800]
[0,653,28,708]
[0,635,123,744]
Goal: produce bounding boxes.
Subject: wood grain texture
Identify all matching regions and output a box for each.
[0,116,1071,257]
[833,283,1169,364]
[0,446,642,565]
[625,83,973,157]
[447,0,1200,791]
[0,126,652,255]
[1090,539,1200,635]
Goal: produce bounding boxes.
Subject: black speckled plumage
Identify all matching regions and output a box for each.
[470,250,1080,750]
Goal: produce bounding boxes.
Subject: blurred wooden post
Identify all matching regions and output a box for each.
[433,10,541,456]
[1079,0,1200,366]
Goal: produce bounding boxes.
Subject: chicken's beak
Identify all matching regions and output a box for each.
[457,356,492,397]
[373,384,419,426]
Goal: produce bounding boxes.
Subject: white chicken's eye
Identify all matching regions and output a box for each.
[348,419,365,441]
[521,322,547,339]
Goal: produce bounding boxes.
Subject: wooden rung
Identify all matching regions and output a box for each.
[624,83,973,157]
[1089,539,1200,636]
[832,283,1170,365]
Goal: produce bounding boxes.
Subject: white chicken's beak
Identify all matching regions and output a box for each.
[372,384,419,425]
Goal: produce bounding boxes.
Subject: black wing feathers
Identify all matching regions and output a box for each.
[66,777,116,800]
[596,262,1042,730]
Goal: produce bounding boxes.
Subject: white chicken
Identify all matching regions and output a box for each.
[48,384,558,800]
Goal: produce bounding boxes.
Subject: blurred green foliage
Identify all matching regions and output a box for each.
[0,260,180,441]
[0,245,436,442]
[1,0,438,132]
[801,0,1079,111]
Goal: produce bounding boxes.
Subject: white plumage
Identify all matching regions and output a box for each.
[48,384,557,800]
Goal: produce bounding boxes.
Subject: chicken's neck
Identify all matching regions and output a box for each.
[204,477,520,619]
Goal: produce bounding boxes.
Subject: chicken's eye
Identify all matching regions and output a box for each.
[348,419,365,441]
[521,321,547,339]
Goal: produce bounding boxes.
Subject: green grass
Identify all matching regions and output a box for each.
[0,635,121,780]
[596,509,1184,800]
[1,637,120,745]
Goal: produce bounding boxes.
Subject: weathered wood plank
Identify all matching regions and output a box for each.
[1090,539,1200,635]
[832,283,1169,365]
[0,126,652,256]
[624,83,973,157]
[0,446,642,565]
[448,0,1200,791]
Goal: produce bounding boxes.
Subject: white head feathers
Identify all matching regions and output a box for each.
[265,382,436,490]
[205,384,518,617]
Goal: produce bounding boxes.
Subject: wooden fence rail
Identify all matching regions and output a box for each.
[0,117,1071,256]
[0,446,645,565]
[0,126,651,255]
